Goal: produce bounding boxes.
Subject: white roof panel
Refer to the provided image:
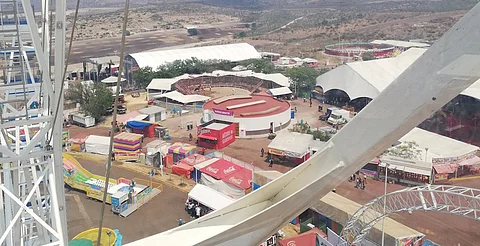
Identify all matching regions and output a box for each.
[154,91,210,104]
[268,87,292,96]
[130,43,261,69]
[268,131,312,157]
[188,184,235,210]
[138,106,166,115]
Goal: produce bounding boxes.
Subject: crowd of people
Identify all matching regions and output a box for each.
[349,173,367,190]
[184,198,212,219]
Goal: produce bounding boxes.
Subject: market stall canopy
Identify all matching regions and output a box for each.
[433,164,458,174]
[277,232,317,246]
[188,184,235,210]
[144,140,171,155]
[222,168,252,190]
[179,154,211,166]
[68,132,89,144]
[154,91,210,104]
[379,158,432,176]
[200,159,243,179]
[168,142,196,155]
[268,131,313,158]
[126,120,153,130]
[194,158,219,170]
[172,162,194,179]
[268,87,292,97]
[85,135,111,155]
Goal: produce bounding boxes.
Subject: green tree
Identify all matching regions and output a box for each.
[133,66,155,88]
[240,59,275,73]
[66,82,113,121]
[284,67,323,96]
[362,52,374,61]
[382,141,422,160]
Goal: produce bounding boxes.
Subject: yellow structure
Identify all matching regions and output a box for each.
[72,228,117,246]
[63,153,117,204]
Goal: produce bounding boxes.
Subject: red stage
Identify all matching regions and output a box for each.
[197,120,236,150]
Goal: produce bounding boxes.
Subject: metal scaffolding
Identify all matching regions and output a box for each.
[341,185,480,245]
[0,0,67,245]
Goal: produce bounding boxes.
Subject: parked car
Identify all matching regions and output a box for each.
[105,105,127,115]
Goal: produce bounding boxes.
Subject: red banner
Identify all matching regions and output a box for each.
[212,108,234,116]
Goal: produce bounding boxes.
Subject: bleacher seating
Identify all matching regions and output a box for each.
[175,75,265,95]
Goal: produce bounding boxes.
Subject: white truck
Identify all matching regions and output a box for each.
[70,113,95,128]
[327,109,352,125]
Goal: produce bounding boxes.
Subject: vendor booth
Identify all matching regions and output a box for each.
[268,131,312,166]
[138,106,167,122]
[199,159,243,179]
[144,140,171,166]
[113,132,143,161]
[168,142,196,163]
[126,120,157,138]
[179,154,211,181]
[188,184,235,211]
[191,158,220,182]
[172,162,194,179]
[379,158,432,186]
[197,120,236,150]
[221,168,253,192]
[68,132,89,152]
[85,135,111,155]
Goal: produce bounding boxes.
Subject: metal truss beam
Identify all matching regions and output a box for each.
[0,0,67,245]
[341,185,480,245]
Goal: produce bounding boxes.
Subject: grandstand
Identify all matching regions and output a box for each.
[146,70,290,99]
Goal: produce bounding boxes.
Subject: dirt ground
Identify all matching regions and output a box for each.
[66,157,192,244]
[335,179,480,245]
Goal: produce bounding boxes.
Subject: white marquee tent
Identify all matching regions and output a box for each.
[316,48,480,101]
[85,135,111,155]
[188,184,235,210]
[154,91,210,104]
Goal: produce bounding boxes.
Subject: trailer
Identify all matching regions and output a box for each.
[70,113,95,128]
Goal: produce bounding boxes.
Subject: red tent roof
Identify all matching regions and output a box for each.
[222,168,252,190]
[433,164,458,174]
[179,154,211,166]
[172,162,194,179]
[278,232,317,246]
[200,159,243,179]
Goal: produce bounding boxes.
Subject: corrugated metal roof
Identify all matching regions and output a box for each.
[129,43,261,69]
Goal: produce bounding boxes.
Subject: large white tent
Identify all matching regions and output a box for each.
[188,184,235,210]
[316,48,480,101]
[128,43,261,69]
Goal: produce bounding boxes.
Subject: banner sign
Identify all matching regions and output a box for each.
[432,150,478,164]
[213,108,234,117]
[269,148,285,156]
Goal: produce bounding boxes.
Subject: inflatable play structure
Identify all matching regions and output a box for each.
[69,228,122,246]
[63,154,161,217]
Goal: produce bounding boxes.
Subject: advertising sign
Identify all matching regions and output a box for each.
[432,150,478,164]
[213,108,234,117]
[269,148,285,156]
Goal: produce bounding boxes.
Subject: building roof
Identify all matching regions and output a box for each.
[154,91,210,104]
[311,192,423,240]
[316,48,480,100]
[88,56,121,65]
[101,76,126,83]
[129,43,261,69]
[268,87,292,96]
[371,40,431,48]
[147,70,290,91]
[399,127,478,163]
[205,122,230,131]
[138,106,166,115]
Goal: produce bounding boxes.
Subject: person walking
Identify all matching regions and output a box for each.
[177,219,184,226]
[269,158,274,168]
[261,148,265,157]
[189,133,193,141]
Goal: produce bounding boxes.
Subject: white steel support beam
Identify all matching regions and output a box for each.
[51,0,68,244]
[126,3,480,246]
[0,0,66,245]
